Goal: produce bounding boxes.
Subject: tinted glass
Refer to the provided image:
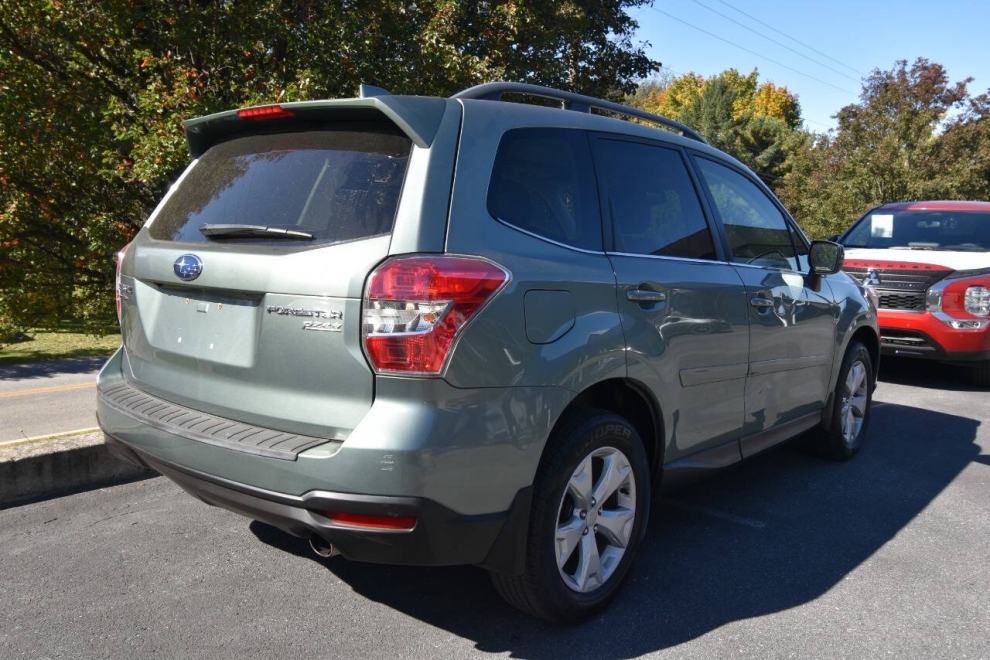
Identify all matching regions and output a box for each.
[487,128,602,251]
[149,130,411,246]
[842,210,990,251]
[695,158,799,270]
[597,140,715,259]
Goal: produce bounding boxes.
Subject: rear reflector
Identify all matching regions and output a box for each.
[237,105,294,120]
[325,512,417,530]
[363,255,509,374]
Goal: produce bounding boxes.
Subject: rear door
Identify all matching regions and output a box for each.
[119,125,419,440]
[691,155,837,449]
[593,136,750,463]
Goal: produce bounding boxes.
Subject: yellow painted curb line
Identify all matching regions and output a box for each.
[0,382,95,399]
[0,427,100,450]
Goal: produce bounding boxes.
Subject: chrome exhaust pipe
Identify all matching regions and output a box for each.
[309,535,339,558]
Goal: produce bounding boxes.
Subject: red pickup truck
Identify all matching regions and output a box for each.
[838,201,990,386]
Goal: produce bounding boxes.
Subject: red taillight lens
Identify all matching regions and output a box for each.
[363,256,509,374]
[115,243,130,324]
[325,512,417,530]
[237,105,294,120]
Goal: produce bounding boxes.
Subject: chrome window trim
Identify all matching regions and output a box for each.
[729,261,804,275]
[492,217,606,255]
[605,251,724,266]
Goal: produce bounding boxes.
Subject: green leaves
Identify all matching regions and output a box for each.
[0,0,658,332]
[630,68,807,187]
[778,58,990,238]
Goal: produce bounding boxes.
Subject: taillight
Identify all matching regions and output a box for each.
[363,256,509,374]
[237,105,294,120]
[115,243,131,324]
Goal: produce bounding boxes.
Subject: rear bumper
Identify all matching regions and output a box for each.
[878,310,990,362]
[95,348,564,573]
[104,433,530,570]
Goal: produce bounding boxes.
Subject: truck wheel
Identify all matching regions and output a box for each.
[807,340,873,461]
[490,409,651,624]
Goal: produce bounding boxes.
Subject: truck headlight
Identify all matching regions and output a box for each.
[965,286,990,317]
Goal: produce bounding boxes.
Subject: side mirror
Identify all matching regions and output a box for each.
[809,240,844,275]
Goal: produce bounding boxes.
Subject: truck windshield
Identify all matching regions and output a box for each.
[842,210,990,251]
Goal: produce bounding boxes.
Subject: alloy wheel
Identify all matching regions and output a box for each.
[554,446,637,593]
[840,360,868,446]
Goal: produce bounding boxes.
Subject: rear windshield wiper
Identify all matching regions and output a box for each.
[199,224,314,240]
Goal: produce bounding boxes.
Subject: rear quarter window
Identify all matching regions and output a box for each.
[148,130,411,246]
[487,128,602,251]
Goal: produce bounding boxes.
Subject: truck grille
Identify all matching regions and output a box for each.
[877,292,925,311]
[843,264,948,312]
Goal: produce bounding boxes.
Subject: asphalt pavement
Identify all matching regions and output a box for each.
[0,357,108,442]
[1,358,987,658]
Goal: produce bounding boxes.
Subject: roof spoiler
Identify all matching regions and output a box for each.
[183,93,448,157]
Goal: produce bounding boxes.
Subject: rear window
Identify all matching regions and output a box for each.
[148,130,412,246]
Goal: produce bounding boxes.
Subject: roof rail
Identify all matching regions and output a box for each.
[452,82,707,145]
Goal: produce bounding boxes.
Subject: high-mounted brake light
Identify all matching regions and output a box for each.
[237,105,294,120]
[115,243,131,324]
[363,256,509,374]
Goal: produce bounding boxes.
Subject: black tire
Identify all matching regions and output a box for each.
[490,409,651,624]
[807,340,873,461]
[971,360,990,388]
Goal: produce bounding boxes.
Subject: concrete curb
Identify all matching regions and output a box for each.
[0,431,154,508]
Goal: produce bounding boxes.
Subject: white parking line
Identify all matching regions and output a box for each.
[661,497,767,529]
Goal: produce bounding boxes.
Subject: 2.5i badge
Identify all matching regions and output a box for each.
[302,320,343,332]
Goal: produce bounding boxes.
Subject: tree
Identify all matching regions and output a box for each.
[0,0,660,341]
[778,58,987,238]
[630,68,805,184]
[629,68,806,187]
[679,75,747,155]
[632,68,801,129]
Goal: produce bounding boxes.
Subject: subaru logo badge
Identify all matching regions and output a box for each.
[173,254,203,281]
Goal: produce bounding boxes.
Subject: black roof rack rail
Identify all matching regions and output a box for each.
[452,82,708,145]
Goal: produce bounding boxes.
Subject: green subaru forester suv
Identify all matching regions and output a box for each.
[98,82,879,623]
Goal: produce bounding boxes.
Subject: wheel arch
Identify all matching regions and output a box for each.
[550,378,665,482]
[822,325,880,433]
[851,325,881,386]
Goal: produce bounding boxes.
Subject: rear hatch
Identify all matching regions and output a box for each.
[117,98,451,442]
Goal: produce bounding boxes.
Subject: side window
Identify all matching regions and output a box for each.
[596,140,716,260]
[487,128,601,251]
[695,157,800,271]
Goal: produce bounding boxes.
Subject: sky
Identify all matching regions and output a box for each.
[630,0,990,132]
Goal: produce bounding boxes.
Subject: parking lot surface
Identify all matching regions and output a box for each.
[1,358,987,659]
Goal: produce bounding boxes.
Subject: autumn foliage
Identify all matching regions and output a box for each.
[0,0,659,340]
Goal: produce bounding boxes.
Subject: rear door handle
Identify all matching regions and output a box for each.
[750,297,774,309]
[627,289,666,303]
